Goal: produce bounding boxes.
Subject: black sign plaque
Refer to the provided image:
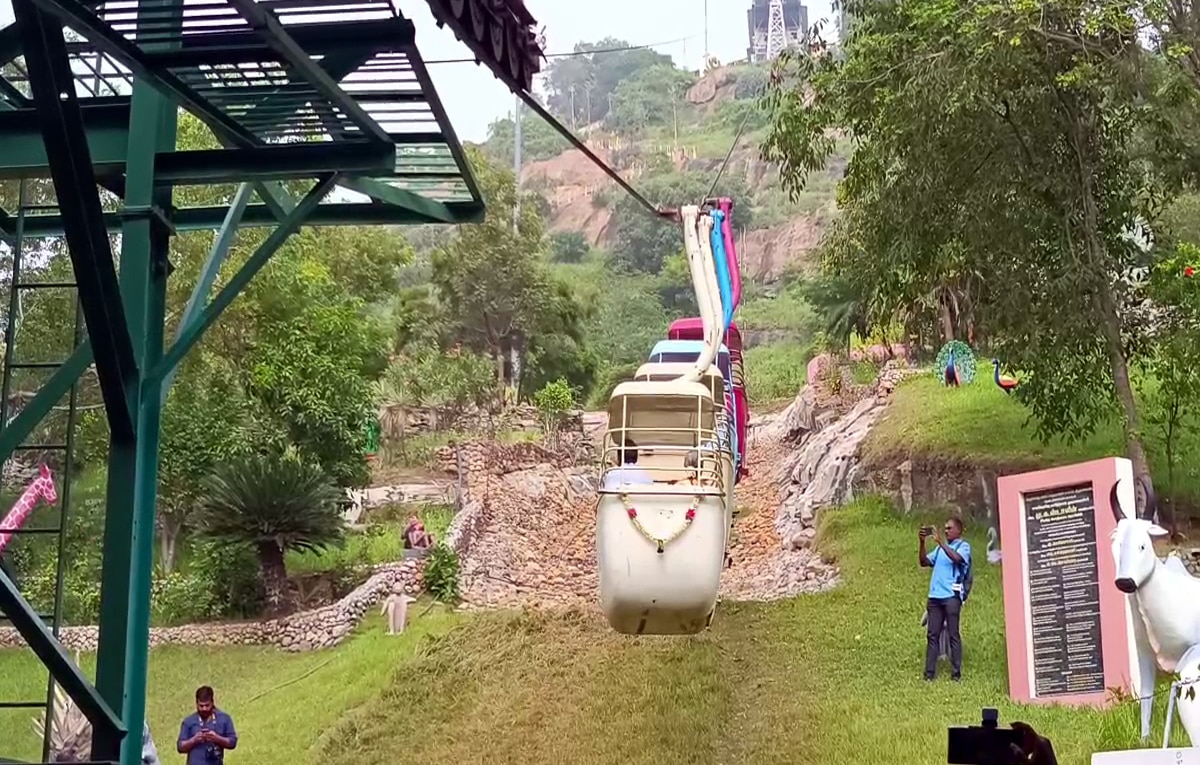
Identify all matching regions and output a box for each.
[1023,482,1105,697]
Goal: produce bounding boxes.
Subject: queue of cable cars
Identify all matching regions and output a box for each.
[668,318,748,481]
[597,203,744,635]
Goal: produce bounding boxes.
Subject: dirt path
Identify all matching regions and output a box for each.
[457,413,835,609]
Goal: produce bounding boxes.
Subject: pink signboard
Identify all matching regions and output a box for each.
[998,457,1140,707]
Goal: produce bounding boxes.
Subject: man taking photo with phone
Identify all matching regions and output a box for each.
[177,686,237,763]
[919,516,971,681]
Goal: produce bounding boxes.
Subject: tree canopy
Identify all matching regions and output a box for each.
[762,0,1200,493]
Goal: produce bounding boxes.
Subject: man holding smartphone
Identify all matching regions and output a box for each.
[177,686,238,763]
[919,517,971,681]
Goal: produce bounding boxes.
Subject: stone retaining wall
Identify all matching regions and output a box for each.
[0,439,529,653]
[382,402,584,438]
[0,558,426,654]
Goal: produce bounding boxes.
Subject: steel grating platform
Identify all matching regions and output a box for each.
[0,0,541,231]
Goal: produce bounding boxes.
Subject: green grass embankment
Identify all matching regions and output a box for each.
[862,363,1200,510]
[1,499,1182,764]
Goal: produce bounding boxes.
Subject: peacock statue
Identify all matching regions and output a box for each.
[31,678,161,764]
[934,340,976,386]
[991,358,1019,395]
[986,526,1002,564]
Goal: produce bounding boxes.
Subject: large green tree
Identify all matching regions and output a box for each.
[763,0,1194,490]
[432,146,592,393]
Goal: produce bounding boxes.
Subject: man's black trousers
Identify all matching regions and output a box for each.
[925,596,962,678]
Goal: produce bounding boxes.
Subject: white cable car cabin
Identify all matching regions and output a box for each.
[632,362,735,508]
[597,380,731,635]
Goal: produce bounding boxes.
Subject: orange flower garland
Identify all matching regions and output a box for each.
[621,494,699,553]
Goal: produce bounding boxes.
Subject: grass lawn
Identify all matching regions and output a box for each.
[316,499,1186,765]
[0,603,465,764]
[1,499,1183,764]
[862,362,1200,506]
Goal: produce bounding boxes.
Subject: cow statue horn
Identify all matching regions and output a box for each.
[1137,475,1159,522]
[1110,481,1126,524]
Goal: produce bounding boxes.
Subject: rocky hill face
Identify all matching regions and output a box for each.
[512,64,844,283]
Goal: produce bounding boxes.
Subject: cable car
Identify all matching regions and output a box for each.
[647,339,741,475]
[633,362,735,510]
[596,379,732,635]
[667,319,749,480]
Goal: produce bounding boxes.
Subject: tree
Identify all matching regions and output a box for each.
[762,0,1181,491]
[550,231,590,263]
[606,64,696,134]
[543,39,675,125]
[197,450,345,613]
[242,234,392,487]
[431,146,555,388]
[156,352,252,573]
[482,104,569,167]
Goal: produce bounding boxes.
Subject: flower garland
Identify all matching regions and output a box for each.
[620,494,698,554]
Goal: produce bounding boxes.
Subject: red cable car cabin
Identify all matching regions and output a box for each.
[667,318,749,480]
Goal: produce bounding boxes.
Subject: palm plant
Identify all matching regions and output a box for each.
[197,450,345,613]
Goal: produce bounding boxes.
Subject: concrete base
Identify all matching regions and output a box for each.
[1092,749,1200,764]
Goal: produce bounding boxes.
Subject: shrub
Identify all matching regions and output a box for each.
[533,378,577,446]
[151,569,219,626]
[423,543,460,603]
[189,539,265,619]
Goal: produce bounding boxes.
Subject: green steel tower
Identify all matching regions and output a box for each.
[0,1,543,763]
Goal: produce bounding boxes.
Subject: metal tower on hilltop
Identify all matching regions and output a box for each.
[766,0,787,59]
[747,0,806,62]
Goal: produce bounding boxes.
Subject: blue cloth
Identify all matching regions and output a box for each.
[178,710,237,764]
[928,539,971,599]
[709,210,735,329]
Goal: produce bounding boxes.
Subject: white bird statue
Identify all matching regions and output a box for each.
[986,526,1002,564]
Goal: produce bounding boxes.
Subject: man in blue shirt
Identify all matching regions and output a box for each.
[177,686,237,764]
[919,516,971,681]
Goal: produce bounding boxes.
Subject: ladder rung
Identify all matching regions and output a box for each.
[0,527,63,535]
[0,612,55,621]
[0,701,47,709]
[13,444,68,450]
[7,361,68,370]
[15,281,76,290]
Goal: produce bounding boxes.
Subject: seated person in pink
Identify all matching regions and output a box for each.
[404,516,434,549]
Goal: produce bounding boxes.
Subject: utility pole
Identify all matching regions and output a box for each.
[704,0,709,63]
[512,92,521,230]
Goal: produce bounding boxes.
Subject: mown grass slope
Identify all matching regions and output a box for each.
[317,499,1186,765]
[0,607,464,764]
[1,499,1184,765]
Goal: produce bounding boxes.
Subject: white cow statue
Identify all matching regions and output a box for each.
[1109,479,1200,745]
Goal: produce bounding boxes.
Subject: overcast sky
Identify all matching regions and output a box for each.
[0,0,836,141]
[413,0,836,141]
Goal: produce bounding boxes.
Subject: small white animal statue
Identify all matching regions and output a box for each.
[1110,480,1200,745]
[381,591,416,635]
[31,677,161,764]
[986,526,1002,564]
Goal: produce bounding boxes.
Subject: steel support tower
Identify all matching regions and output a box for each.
[766,0,788,59]
[0,1,543,763]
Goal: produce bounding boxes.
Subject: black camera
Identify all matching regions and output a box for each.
[947,708,1024,765]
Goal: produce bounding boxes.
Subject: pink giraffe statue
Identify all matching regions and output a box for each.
[0,464,59,554]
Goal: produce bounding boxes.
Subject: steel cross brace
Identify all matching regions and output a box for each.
[160,182,253,395]
[147,173,340,386]
[0,568,126,746]
[13,0,136,443]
